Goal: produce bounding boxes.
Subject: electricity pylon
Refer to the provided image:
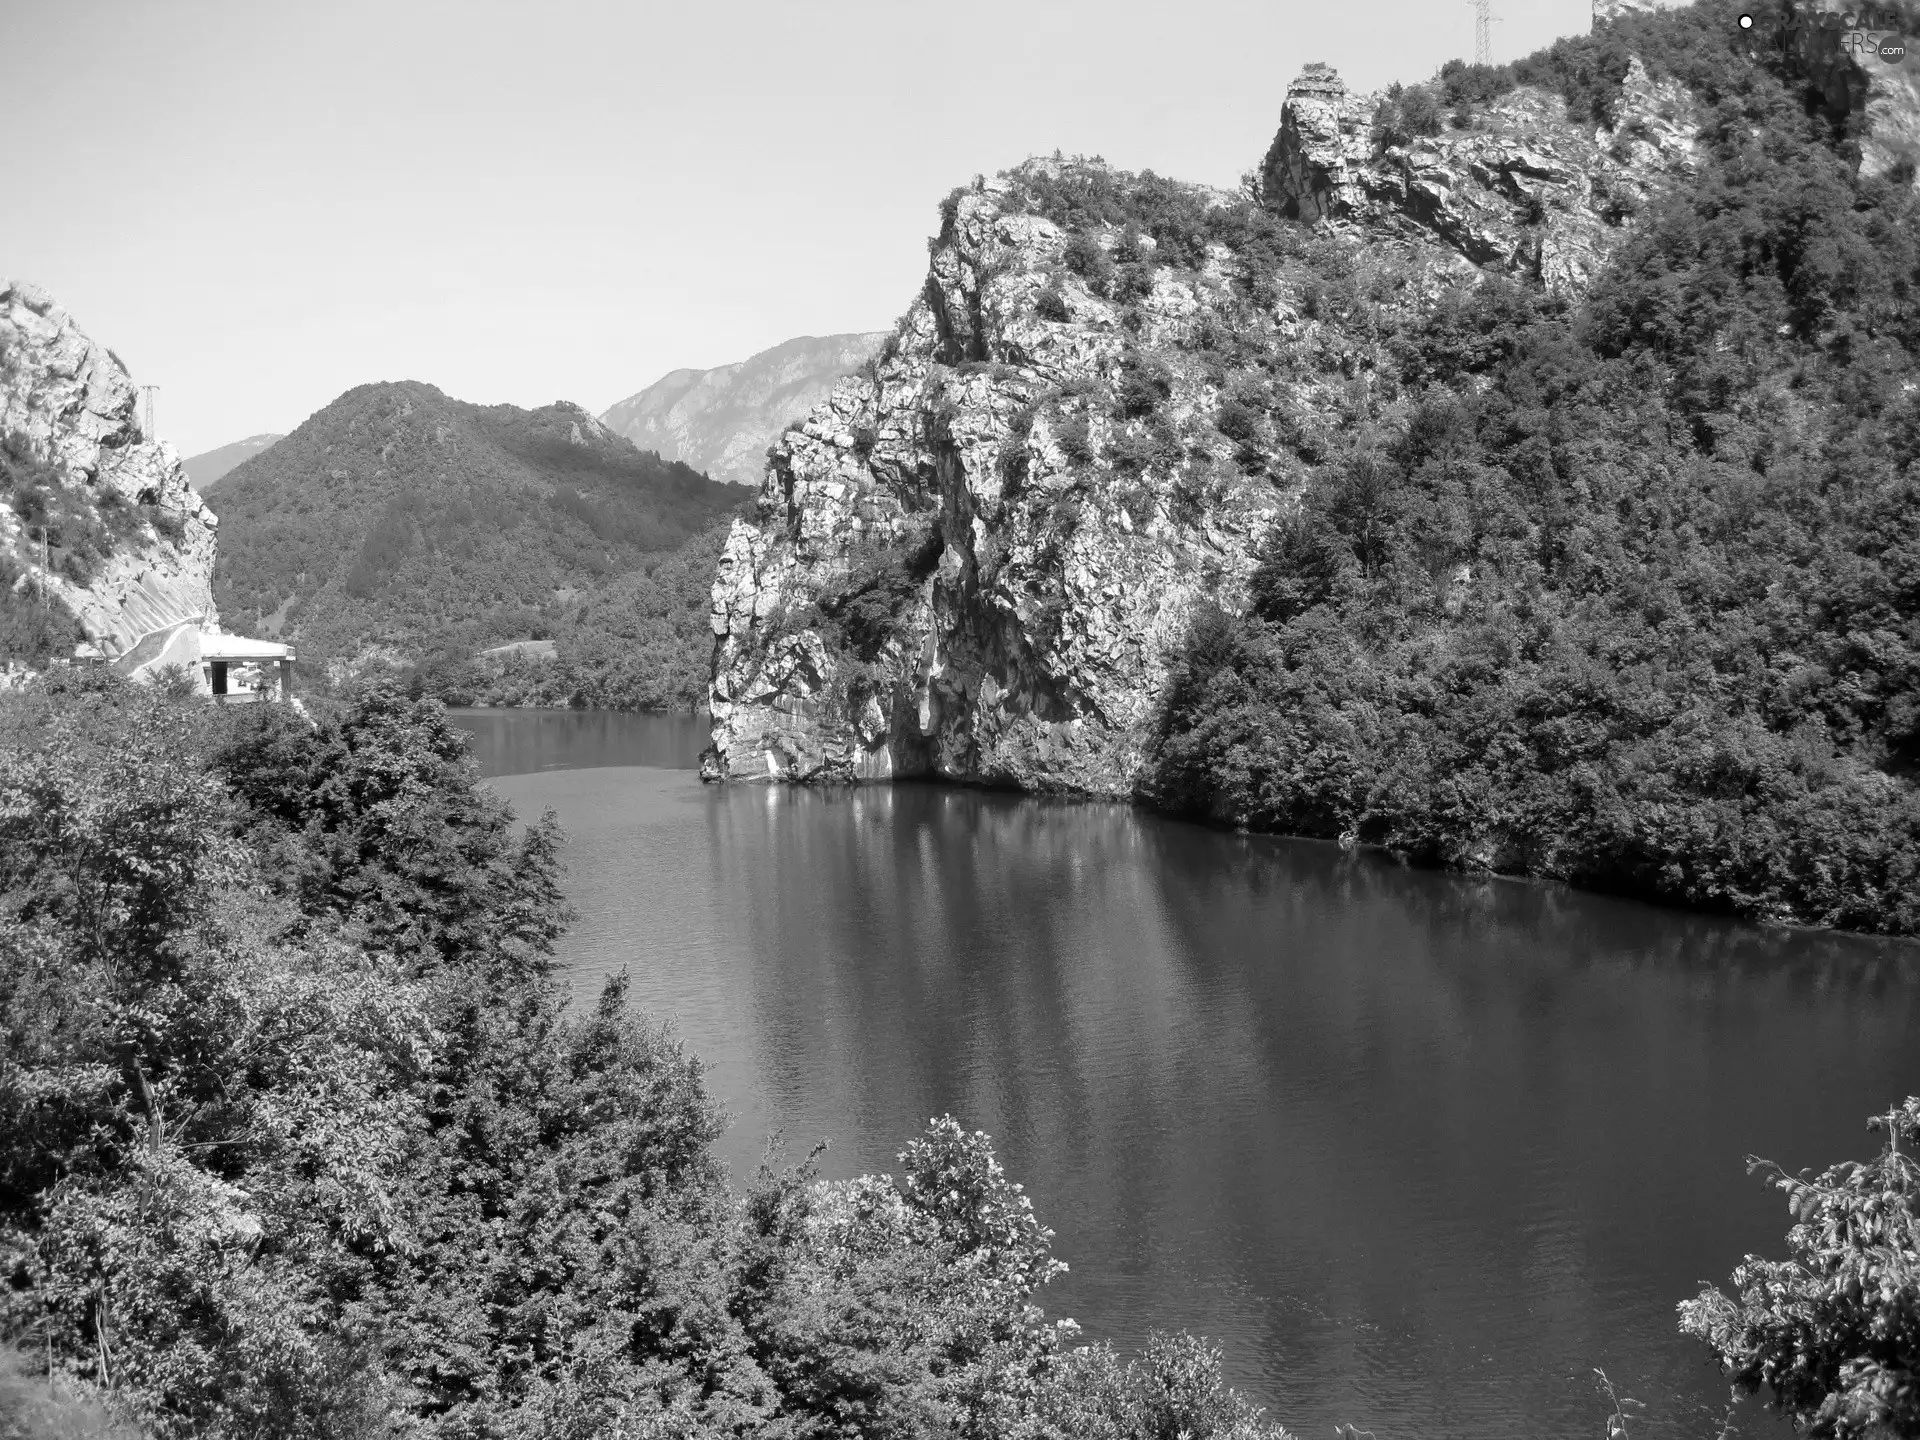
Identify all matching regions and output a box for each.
[140,385,160,440]
[1467,0,1501,65]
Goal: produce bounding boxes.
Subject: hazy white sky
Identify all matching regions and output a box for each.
[4,0,1593,457]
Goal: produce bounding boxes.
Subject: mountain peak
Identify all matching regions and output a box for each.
[600,332,888,485]
[208,381,740,664]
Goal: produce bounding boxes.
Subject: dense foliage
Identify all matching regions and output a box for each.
[0,673,1292,1440]
[208,383,741,674]
[1683,1096,1920,1438]
[1137,0,1920,934]
[402,519,732,712]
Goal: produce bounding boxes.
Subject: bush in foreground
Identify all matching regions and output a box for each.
[1683,1097,1920,1438]
[0,672,1292,1440]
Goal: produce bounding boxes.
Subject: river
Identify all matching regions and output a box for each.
[451,706,1920,1440]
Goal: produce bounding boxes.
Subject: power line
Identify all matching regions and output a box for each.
[1466,0,1502,65]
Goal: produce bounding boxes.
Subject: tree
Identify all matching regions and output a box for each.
[1680,1096,1920,1438]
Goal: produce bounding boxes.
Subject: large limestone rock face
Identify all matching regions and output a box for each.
[707,172,1307,793]
[707,56,1710,795]
[0,280,219,653]
[1260,58,1698,296]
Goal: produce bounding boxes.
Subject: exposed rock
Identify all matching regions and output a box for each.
[1592,0,1691,26]
[0,280,220,655]
[706,47,1715,794]
[705,15,1920,798]
[1859,61,1920,179]
[601,333,888,486]
[708,167,1320,792]
[1259,57,1699,296]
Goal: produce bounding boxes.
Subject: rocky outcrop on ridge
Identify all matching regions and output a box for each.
[1260,55,1698,296]
[601,333,888,486]
[703,50,1712,793]
[703,0,1920,798]
[708,174,1288,791]
[0,280,219,656]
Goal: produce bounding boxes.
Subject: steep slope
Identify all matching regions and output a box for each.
[210,382,738,667]
[0,280,219,663]
[600,332,887,485]
[706,0,1920,934]
[706,33,1704,791]
[185,432,282,491]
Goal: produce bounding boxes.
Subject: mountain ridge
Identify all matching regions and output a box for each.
[210,380,739,668]
[600,331,886,485]
[185,432,283,491]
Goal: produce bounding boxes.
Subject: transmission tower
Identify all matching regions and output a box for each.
[139,384,160,440]
[1466,0,1501,65]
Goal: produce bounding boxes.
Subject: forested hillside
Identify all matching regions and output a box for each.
[0,673,1294,1440]
[209,382,740,671]
[707,0,1920,936]
[1147,2,1920,934]
[408,518,731,710]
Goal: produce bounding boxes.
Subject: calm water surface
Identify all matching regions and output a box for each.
[452,708,1920,1440]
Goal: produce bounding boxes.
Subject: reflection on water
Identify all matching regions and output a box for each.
[480,712,1920,1440]
[449,706,706,776]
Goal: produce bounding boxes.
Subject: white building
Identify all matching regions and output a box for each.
[99,617,296,701]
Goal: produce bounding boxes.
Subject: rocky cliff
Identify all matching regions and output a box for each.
[703,35,1712,792]
[601,333,888,486]
[1260,54,1698,295]
[0,280,219,658]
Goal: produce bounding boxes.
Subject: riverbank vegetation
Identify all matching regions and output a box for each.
[0,672,1292,1440]
[1143,0,1920,935]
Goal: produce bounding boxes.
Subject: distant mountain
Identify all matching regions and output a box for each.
[209,381,742,667]
[184,433,282,491]
[601,332,887,486]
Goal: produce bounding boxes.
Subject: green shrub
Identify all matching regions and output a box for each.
[1114,360,1173,420]
[1681,1096,1920,1437]
[1055,415,1095,466]
[1373,82,1444,147]
[1063,230,1109,281]
[1215,399,1260,444]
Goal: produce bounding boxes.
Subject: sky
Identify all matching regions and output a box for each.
[4,0,1594,459]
